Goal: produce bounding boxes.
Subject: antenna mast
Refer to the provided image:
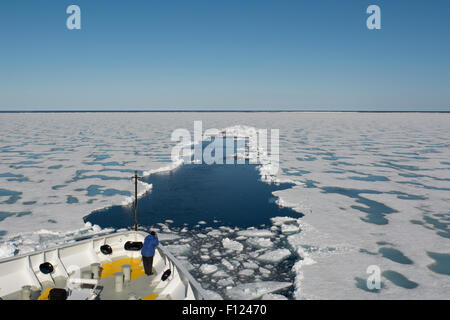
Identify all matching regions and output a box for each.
[131,170,142,231]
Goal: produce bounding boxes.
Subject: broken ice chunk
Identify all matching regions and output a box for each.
[261,293,288,300]
[242,261,259,269]
[237,229,274,237]
[222,238,244,252]
[203,290,223,300]
[200,264,218,275]
[211,249,222,257]
[221,259,235,271]
[212,270,228,278]
[164,244,191,256]
[217,278,234,287]
[226,281,292,300]
[281,224,300,234]
[180,260,195,271]
[256,249,291,263]
[207,230,222,237]
[246,237,273,248]
[239,269,255,277]
[270,216,298,226]
[157,233,181,241]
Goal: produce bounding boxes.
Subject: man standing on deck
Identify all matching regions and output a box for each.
[141,231,159,276]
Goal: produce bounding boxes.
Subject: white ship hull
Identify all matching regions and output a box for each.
[0,231,206,300]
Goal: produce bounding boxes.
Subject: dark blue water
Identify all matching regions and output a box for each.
[320,187,397,225]
[84,138,298,229]
[382,270,418,289]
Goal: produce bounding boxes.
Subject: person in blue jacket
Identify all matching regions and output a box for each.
[141,231,159,276]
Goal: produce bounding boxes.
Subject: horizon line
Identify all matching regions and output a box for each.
[1,110,450,114]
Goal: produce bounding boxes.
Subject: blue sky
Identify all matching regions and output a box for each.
[1,0,449,111]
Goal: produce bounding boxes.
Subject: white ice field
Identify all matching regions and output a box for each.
[0,112,449,299]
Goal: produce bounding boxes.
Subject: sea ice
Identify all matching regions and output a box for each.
[203,290,223,300]
[237,229,274,238]
[163,244,191,256]
[222,238,243,252]
[256,249,291,263]
[207,230,222,237]
[157,233,181,241]
[221,259,235,271]
[261,293,288,300]
[0,242,15,257]
[200,264,218,275]
[225,281,292,300]
[281,224,300,234]
[212,270,228,278]
[238,269,255,277]
[217,278,234,287]
[242,261,259,269]
[179,260,195,271]
[246,237,273,248]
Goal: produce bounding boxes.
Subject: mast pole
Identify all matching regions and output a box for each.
[134,170,138,231]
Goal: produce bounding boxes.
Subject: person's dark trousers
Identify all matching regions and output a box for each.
[142,255,154,275]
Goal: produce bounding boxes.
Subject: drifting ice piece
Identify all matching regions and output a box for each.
[237,229,274,237]
[257,249,291,263]
[261,293,288,300]
[200,264,218,275]
[226,281,292,300]
[164,244,191,256]
[246,237,273,248]
[222,238,243,252]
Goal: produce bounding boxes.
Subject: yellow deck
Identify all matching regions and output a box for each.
[37,257,156,300]
[100,258,146,281]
